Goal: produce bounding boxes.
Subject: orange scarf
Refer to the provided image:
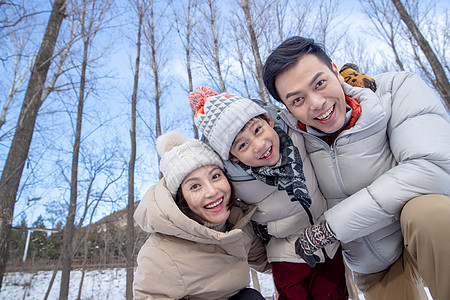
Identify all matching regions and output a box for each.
[297,95,361,146]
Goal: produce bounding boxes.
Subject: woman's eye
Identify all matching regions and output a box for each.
[212,173,221,180]
[190,184,200,190]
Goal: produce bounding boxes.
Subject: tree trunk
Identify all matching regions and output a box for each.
[232,22,251,99]
[76,231,89,300]
[126,0,145,297]
[148,0,162,139]
[43,255,62,300]
[391,0,450,109]
[185,0,199,139]
[207,0,226,92]
[240,0,271,103]
[59,23,90,300]
[0,0,66,289]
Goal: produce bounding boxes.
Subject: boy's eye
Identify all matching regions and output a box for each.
[238,142,248,151]
[254,126,261,134]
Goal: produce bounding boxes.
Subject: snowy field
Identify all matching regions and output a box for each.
[1,268,277,300]
[1,268,432,299]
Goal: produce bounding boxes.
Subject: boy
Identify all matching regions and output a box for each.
[262,36,450,300]
[188,86,347,299]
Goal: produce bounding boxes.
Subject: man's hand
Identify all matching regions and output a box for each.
[295,221,338,267]
[295,238,321,267]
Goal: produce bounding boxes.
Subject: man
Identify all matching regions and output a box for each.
[262,36,450,300]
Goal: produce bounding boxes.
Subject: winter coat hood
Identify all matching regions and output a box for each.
[133,179,269,300]
[134,178,255,247]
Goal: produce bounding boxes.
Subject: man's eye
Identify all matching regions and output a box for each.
[316,79,325,88]
[293,97,303,104]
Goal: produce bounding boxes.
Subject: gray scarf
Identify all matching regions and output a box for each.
[238,126,311,208]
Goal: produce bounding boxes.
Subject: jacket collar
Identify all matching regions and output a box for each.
[134,178,256,245]
[280,83,386,140]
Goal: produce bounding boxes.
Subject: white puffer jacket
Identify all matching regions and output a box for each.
[223,101,339,264]
[280,71,450,273]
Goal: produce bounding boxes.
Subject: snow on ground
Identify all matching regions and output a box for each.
[1,268,432,299]
[1,269,276,300]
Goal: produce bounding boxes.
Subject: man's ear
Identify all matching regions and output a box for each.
[332,62,345,84]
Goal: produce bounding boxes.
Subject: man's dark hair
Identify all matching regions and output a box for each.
[263,36,333,103]
[175,171,236,225]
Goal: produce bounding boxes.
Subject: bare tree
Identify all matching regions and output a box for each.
[274,0,290,44]
[76,159,124,300]
[59,0,113,298]
[361,0,406,71]
[192,0,227,92]
[231,21,251,99]
[239,0,271,102]
[172,0,199,138]
[127,0,150,298]
[0,30,33,132]
[391,0,450,109]
[0,0,66,288]
[144,0,170,139]
[206,0,225,92]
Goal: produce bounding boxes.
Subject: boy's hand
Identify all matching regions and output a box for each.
[295,221,337,267]
[339,63,377,92]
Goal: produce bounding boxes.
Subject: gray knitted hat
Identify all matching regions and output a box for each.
[189,86,266,160]
[156,131,223,196]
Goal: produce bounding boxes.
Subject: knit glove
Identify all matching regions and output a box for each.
[295,221,338,267]
[251,221,272,245]
[339,63,377,92]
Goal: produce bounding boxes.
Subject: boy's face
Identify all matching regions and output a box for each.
[229,117,280,167]
[274,54,347,134]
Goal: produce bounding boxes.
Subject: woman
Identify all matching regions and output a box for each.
[133,131,269,300]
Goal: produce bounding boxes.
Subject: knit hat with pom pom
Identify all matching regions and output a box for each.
[188,86,266,160]
[156,131,223,196]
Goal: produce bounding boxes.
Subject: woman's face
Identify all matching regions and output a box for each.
[181,165,231,224]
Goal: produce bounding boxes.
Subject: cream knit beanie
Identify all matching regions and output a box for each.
[156,131,223,195]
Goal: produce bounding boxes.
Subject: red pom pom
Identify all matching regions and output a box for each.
[188,86,218,113]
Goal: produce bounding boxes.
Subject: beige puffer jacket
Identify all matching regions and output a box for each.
[133,178,269,300]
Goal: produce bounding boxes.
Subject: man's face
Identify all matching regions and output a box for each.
[229,117,280,167]
[274,54,347,134]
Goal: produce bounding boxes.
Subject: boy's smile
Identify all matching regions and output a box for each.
[274,54,347,134]
[230,117,280,167]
